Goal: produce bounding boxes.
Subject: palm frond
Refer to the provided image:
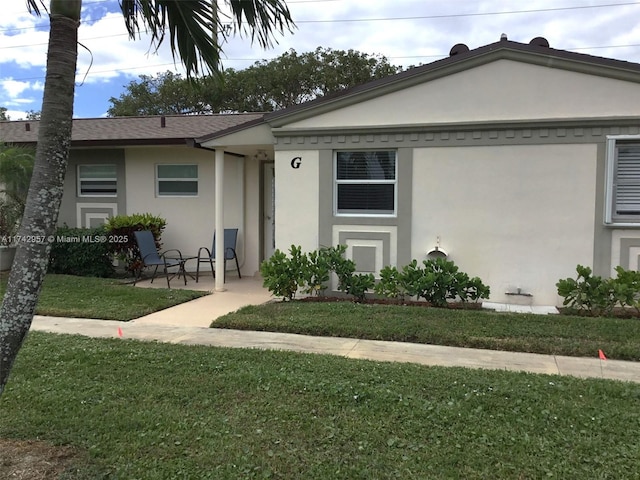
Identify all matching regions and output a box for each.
[25,0,45,16]
[119,0,294,77]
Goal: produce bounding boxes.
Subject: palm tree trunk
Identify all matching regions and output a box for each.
[0,8,79,397]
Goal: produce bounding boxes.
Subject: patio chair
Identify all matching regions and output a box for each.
[133,230,186,288]
[196,228,241,282]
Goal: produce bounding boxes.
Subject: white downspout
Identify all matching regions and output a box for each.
[215,148,226,292]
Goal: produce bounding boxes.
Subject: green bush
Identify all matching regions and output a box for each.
[261,245,375,302]
[374,265,407,302]
[260,246,307,301]
[48,225,115,277]
[262,246,489,305]
[104,213,166,273]
[302,248,332,296]
[376,259,490,306]
[556,264,640,316]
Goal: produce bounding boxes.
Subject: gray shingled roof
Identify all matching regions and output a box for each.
[0,113,264,145]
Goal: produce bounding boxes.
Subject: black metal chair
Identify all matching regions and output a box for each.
[133,230,185,288]
[196,228,241,282]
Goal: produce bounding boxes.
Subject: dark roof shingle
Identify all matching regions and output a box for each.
[0,113,265,146]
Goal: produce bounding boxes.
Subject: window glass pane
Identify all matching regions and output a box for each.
[79,164,116,179]
[337,184,394,213]
[337,151,395,180]
[157,164,198,179]
[158,180,198,196]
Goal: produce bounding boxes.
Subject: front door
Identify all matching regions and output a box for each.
[263,163,275,260]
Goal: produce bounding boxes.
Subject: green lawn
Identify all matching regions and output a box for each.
[0,274,208,321]
[212,302,640,361]
[1,332,639,479]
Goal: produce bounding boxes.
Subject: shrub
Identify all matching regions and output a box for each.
[104,213,166,273]
[321,244,374,302]
[302,248,331,296]
[612,266,640,314]
[261,245,376,302]
[262,246,490,306]
[48,225,115,277]
[260,246,307,301]
[556,265,616,316]
[378,259,490,307]
[557,265,640,316]
[374,265,407,302]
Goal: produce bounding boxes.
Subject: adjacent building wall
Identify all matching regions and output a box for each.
[59,149,126,228]
[272,125,623,306]
[124,146,246,274]
[412,143,597,306]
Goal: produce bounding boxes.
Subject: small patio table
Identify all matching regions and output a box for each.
[164,255,197,285]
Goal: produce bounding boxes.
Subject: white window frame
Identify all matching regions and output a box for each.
[156,164,199,197]
[334,150,398,217]
[77,164,117,197]
[605,136,640,226]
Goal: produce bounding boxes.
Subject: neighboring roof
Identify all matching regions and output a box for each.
[0,113,264,146]
[195,116,266,145]
[265,38,640,127]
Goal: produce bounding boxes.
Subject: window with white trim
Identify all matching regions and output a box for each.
[156,164,198,196]
[335,150,397,216]
[605,137,640,224]
[78,164,117,196]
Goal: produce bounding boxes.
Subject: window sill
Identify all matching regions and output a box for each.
[604,222,640,228]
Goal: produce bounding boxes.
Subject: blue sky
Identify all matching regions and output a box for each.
[2,0,640,120]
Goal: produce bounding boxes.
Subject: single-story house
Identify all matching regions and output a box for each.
[2,36,640,305]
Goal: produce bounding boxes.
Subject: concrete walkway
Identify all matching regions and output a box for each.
[27,275,640,384]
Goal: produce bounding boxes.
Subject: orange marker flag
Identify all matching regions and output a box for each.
[598,349,607,361]
[117,327,123,338]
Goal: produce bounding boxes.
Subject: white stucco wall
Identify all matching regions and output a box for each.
[274,150,319,253]
[412,144,598,306]
[124,146,248,273]
[285,60,640,129]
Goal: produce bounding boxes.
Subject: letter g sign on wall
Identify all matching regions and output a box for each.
[290,157,302,169]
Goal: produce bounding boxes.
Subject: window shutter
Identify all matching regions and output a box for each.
[615,145,640,215]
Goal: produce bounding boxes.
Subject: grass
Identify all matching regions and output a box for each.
[1,332,639,479]
[0,274,208,321]
[212,301,640,361]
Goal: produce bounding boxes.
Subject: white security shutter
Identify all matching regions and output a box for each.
[615,144,640,216]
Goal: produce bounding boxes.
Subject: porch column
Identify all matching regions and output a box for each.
[215,148,226,292]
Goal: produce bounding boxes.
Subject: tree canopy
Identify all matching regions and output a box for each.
[107,47,402,116]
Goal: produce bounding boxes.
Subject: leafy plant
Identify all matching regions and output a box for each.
[396,258,490,306]
[260,246,307,301]
[374,265,408,302]
[556,265,616,316]
[321,245,375,302]
[0,144,35,244]
[104,213,167,273]
[302,248,331,296]
[48,225,115,278]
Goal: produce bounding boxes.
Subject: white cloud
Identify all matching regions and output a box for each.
[2,79,31,97]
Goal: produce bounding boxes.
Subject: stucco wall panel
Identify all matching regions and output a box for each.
[274,150,319,253]
[412,144,598,305]
[285,60,640,129]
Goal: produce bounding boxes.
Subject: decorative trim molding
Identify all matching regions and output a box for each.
[274,122,640,150]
